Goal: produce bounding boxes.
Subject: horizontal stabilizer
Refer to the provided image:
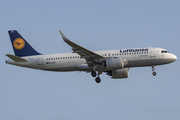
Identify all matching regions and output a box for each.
[5,54,28,62]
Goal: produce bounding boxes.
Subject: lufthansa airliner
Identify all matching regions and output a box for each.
[5,30,177,83]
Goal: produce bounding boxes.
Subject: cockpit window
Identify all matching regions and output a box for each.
[161,50,170,53]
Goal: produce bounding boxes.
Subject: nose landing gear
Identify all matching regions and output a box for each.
[152,66,156,76]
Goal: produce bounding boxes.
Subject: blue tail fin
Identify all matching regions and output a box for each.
[8,30,41,57]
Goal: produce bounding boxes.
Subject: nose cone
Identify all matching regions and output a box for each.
[171,54,177,62]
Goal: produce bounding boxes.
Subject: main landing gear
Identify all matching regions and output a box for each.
[91,71,97,77]
[95,77,101,83]
[91,71,102,83]
[152,66,156,76]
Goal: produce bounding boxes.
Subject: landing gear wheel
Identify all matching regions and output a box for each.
[151,66,157,76]
[152,71,156,76]
[91,71,97,77]
[95,77,101,83]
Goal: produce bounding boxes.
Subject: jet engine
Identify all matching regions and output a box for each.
[106,68,129,79]
[104,57,128,70]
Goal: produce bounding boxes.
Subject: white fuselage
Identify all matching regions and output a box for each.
[6,47,177,72]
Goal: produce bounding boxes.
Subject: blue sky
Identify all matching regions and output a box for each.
[1,0,180,120]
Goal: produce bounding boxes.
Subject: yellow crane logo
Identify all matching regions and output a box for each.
[13,38,25,50]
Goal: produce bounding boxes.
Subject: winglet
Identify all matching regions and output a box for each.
[58,30,69,41]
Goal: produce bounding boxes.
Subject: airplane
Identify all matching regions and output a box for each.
[5,30,177,83]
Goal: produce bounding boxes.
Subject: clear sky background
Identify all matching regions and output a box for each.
[0,0,180,120]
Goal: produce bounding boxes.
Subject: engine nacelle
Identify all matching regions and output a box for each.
[107,68,129,79]
[105,57,127,70]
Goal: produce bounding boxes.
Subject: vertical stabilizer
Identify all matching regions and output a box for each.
[8,30,41,57]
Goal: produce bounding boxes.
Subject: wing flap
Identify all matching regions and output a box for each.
[5,54,28,62]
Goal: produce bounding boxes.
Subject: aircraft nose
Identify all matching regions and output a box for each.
[171,54,177,62]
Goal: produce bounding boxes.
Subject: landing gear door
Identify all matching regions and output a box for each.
[38,55,43,65]
[150,48,156,58]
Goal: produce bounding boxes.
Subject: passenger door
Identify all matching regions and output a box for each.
[150,48,156,58]
[38,55,43,65]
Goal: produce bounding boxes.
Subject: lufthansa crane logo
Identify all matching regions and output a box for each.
[13,38,25,50]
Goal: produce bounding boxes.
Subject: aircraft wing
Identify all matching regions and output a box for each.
[59,30,105,66]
